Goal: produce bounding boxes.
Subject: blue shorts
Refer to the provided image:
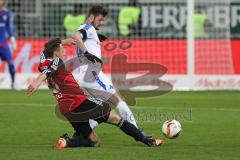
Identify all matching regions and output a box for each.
[0,45,13,63]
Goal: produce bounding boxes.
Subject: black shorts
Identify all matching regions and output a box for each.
[64,98,111,138]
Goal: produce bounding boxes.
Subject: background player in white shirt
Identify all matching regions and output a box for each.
[73,5,141,130]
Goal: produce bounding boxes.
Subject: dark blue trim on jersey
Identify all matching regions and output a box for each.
[84,24,92,30]
[92,71,107,91]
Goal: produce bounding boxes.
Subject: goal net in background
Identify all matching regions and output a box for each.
[0,0,239,90]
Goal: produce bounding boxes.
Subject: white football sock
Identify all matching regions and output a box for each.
[89,119,99,129]
[116,101,138,128]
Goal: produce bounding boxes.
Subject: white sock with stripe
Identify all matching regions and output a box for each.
[117,101,138,128]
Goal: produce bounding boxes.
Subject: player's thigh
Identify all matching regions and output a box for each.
[97,71,116,94]
[67,99,112,125]
[86,98,112,124]
[0,46,13,63]
[73,100,121,127]
[80,71,116,101]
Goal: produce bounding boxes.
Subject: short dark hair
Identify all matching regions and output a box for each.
[43,38,61,58]
[88,5,108,17]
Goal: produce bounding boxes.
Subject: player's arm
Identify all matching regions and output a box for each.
[27,58,62,96]
[61,38,76,46]
[72,31,88,53]
[27,72,47,96]
[27,66,57,96]
[72,32,103,65]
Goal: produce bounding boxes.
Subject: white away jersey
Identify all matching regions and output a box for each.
[77,23,101,58]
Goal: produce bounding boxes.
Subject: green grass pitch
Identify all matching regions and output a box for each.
[0,90,239,160]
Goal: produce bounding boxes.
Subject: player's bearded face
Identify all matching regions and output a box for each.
[92,14,106,30]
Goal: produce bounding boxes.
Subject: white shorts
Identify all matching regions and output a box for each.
[73,64,116,101]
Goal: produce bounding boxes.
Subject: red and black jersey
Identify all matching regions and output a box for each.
[38,52,87,114]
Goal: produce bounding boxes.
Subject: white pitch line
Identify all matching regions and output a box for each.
[0,103,240,112]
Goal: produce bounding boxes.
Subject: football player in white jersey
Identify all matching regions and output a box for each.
[73,5,144,132]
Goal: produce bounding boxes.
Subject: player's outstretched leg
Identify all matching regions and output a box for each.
[88,99,137,129]
[108,93,154,138]
[0,46,20,90]
[89,92,154,138]
[8,62,17,88]
[106,109,163,147]
[108,93,137,127]
[8,62,20,91]
[88,95,137,129]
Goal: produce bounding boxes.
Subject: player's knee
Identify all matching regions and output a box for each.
[107,110,121,125]
[108,93,122,105]
[6,59,14,65]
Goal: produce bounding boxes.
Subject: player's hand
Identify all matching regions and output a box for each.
[10,37,17,50]
[27,83,37,96]
[61,38,76,46]
[84,51,103,65]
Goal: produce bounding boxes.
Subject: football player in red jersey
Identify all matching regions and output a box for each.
[27,38,163,148]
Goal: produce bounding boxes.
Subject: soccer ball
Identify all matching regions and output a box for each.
[162,119,182,139]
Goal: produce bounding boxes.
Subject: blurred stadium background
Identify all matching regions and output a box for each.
[0,0,240,90]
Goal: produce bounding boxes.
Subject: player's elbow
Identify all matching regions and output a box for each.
[72,32,82,41]
[73,29,87,41]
